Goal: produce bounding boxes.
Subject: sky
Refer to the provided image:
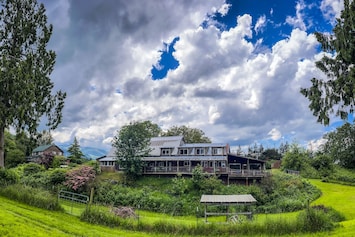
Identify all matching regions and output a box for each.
[38,0,346,152]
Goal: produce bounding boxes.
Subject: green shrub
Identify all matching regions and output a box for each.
[0,184,63,211]
[80,205,126,228]
[0,168,19,186]
[297,205,342,232]
[21,171,50,189]
[23,163,44,176]
[49,169,67,186]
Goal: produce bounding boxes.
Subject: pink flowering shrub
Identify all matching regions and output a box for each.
[65,165,96,192]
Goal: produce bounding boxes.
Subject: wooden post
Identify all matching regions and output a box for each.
[89,188,94,205]
[205,204,207,222]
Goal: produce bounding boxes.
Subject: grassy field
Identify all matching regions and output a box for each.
[1,179,355,236]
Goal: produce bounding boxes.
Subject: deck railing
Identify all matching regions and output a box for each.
[143,166,268,177]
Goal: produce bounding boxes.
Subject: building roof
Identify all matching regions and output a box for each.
[200,194,256,205]
[105,136,229,158]
[144,155,227,161]
[32,144,62,153]
[182,143,226,148]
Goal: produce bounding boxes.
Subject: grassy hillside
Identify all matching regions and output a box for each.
[308,180,355,236]
[1,179,355,236]
[0,196,161,237]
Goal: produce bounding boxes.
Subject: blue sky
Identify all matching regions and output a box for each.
[39,0,346,152]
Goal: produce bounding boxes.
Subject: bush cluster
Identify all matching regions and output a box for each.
[93,171,321,215]
[0,184,63,211]
[80,204,341,236]
[0,168,19,186]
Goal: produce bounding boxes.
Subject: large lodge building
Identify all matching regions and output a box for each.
[97,136,268,184]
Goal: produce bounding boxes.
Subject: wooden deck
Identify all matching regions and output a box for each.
[143,166,268,178]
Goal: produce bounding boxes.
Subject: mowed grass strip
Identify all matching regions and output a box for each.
[308,179,355,237]
[0,196,162,237]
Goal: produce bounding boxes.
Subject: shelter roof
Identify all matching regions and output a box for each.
[200,194,256,205]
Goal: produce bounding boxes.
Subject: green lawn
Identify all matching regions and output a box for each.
[2,180,355,236]
[0,196,162,237]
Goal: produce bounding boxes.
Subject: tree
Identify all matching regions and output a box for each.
[68,137,84,164]
[311,154,334,178]
[0,0,66,168]
[300,0,355,125]
[322,122,355,168]
[161,125,211,143]
[35,130,54,146]
[281,144,310,171]
[112,121,155,179]
[4,130,25,168]
[260,148,282,160]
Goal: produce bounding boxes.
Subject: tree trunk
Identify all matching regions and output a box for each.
[0,126,4,168]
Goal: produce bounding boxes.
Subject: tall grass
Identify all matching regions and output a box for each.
[80,204,342,236]
[0,184,63,211]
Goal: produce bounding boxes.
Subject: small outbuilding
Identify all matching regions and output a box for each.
[200,194,257,223]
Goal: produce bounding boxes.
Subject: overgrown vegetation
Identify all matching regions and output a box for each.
[0,184,63,211]
[93,171,320,216]
[80,204,343,236]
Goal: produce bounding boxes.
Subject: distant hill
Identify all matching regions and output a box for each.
[57,144,108,160]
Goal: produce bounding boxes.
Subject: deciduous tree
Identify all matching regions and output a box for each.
[112,121,156,179]
[161,125,211,143]
[0,0,66,168]
[322,122,355,168]
[301,0,355,125]
[281,144,310,171]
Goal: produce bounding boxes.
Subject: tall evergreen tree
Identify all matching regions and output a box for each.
[0,0,66,168]
[301,0,355,125]
[68,137,84,164]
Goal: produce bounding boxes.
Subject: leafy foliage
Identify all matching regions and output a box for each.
[23,163,44,176]
[38,152,54,169]
[297,205,344,232]
[65,165,96,192]
[161,125,211,143]
[322,122,355,168]
[260,148,282,160]
[35,130,54,146]
[0,0,66,167]
[4,130,26,168]
[0,167,18,186]
[300,0,355,125]
[281,144,310,172]
[112,121,155,179]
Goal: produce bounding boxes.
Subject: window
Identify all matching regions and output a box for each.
[230,163,241,170]
[161,148,170,155]
[184,161,189,166]
[196,148,205,155]
[179,149,188,155]
[212,148,223,155]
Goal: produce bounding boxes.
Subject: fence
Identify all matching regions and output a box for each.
[58,190,89,215]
